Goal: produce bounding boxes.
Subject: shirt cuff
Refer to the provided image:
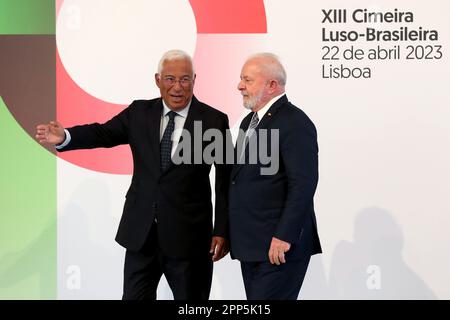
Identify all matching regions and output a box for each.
[55,129,71,149]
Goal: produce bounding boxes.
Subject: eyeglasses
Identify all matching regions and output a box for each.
[161,76,193,87]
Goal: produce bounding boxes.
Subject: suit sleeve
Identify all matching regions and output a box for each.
[274,112,319,243]
[57,102,133,152]
[213,113,232,238]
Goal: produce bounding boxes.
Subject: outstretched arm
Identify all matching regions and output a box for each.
[35,103,132,151]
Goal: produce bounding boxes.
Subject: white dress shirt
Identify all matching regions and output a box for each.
[160,100,190,157]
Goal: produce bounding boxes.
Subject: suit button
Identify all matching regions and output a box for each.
[152,203,157,209]
[231,180,236,185]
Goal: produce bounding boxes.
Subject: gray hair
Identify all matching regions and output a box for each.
[247,52,287,86]
[157,49,195,75]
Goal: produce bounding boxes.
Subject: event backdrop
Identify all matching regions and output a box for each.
[1,0,449,299]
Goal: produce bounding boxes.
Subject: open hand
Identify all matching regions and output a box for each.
[36,121,65,145]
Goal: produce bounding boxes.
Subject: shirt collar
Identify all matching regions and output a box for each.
[255,93,285,120]
[162,99,191,118]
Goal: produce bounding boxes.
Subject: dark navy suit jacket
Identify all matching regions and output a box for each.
[229,95,322,262]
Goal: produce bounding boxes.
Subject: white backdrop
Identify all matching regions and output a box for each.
[56,0,450,299]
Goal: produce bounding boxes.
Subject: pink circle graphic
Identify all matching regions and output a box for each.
[57,0,267,174]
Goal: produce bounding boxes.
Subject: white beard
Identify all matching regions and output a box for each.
[242,90,264,110]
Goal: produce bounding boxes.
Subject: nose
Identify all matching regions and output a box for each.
[172,80,183,91]
[237,79,245,91]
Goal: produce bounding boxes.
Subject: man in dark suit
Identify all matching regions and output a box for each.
[229,53,322,300]
[36,50,231,300]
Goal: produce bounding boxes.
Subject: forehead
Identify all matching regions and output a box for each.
[241,59,264,78]
[161,58,193,75]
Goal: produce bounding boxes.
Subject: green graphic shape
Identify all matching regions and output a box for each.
[0,97,56,299]
[0,0,55,34]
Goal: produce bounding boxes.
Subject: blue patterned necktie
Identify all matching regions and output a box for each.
[160,111,177,171]
[240,112,259,160]
[246,112,259,139]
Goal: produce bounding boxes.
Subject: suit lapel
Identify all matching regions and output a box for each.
[255,94,287,130]
[147,99,163,175]
[180,95,203,140]
[231,95,288,179]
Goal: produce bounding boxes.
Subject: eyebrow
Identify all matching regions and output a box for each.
[163,74,192,78]
[163,74,192,79]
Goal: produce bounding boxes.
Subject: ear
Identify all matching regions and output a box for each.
[268,79,278,93]
[192,73,196,86]
[155,73,161,88]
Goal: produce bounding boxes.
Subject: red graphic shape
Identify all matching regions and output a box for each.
[57,51,132,174]
[56,0,267,174]
[189,0,266,33]
[56,0,63,17]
